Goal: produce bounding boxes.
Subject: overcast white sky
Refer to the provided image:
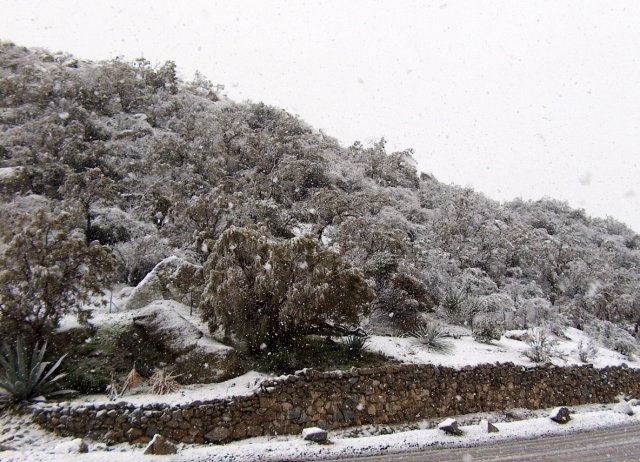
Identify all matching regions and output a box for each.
[1,0,639,231]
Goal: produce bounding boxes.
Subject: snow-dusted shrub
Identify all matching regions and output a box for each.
[591,321,638,359]
[523,328,559,363]
[480,293,514,313]
[406,322,453,354]
[521,297,552,328]
[0,209,115,340]
[472,315,505,343]
[200,227,374,352]
[576,340,598,363]
[439,288,484,326]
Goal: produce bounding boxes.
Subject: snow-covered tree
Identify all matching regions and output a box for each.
[0,209,115,340]
[199,227,374,352]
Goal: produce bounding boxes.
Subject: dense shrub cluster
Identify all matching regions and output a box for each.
[0,42,638,357]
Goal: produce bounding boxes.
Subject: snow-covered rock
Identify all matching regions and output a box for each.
[144,434,177,455]
[613,402,634,416]
[549,407,571,424]
[125,256,203,310]
[479,419,499,433]
[133,302,203,355]
[132,300,232,383]
[53,438,88,454]
[438,418,462,435]
[302,427,328,442]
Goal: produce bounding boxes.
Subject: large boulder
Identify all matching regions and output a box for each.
[133,301,204,356]
[132,301,234,383]
[125,256,203,310]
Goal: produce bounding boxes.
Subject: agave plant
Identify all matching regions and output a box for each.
[406,322,454,354]
[0,338,75,404]
[345,333,369,357]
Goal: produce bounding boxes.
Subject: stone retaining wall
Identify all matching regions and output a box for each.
[31,363,640,445]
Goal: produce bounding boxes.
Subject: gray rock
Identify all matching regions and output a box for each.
[438,418,463,435]
[302,427,328,442]
[205,426,231,442]
[480,419,499,433]
[550,407,571,424]
[144,434,177,455]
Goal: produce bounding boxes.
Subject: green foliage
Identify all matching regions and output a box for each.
[0,338,74,404]
[252,336,389,374]
[406,322,454,354]
[345,333,370,357]
[57,323,168,393]
[200,227,374,352]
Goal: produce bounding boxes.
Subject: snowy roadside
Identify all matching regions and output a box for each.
[2,402,638,461]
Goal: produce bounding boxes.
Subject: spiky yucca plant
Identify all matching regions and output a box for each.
[0,339,75,404]
[406,322,454,354]
[345,333,369,357]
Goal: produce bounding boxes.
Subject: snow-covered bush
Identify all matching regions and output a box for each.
[590,321,638,359]
[199,227,374,353]
[472,315,505,343]
[0,209,115,340]
[523,328,560,363]
[575,340,598,363]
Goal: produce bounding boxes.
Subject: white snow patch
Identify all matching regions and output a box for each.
[0,166,23,179]
[366,327,640,370]
[62,371,269,407]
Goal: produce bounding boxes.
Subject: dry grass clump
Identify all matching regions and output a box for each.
[150,368,181,395]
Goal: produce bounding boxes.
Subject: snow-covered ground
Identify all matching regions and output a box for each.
[2,401,638,461]
[367,327,640,369]
[50,284,640,408]
[2,285,640,460]
[68,371,269,407]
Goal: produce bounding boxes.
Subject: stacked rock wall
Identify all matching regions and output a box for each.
[31,363,640,444]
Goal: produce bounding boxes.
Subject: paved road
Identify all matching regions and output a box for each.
[325,423,640,462]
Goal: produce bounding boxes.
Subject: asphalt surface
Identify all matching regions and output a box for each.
[324,423,640,462]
